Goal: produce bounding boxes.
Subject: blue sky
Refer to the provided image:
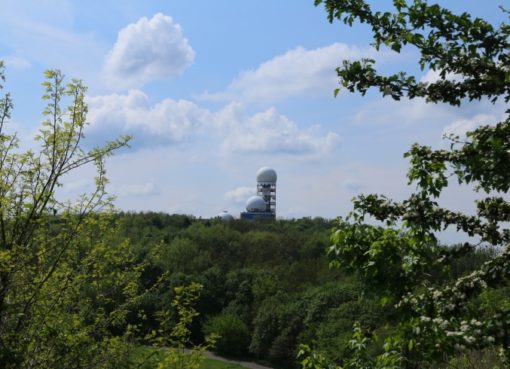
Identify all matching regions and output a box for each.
[0,0,508,232]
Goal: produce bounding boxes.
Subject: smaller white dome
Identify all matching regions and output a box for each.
[256,167,277,183]
[217,211,234,220]
[246,196,267,212]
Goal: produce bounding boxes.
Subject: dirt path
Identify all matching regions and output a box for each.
[204,351,274,369]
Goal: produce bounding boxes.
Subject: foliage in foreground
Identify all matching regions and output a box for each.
[0,66,215,369]
[135,283,217,369]
[299,1,510,368]
[0,65,137,368]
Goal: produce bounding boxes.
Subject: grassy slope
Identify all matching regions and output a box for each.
[201,358,247,369]
[131,346,248,369]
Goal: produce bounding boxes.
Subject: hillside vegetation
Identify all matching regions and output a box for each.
[107,213,503,368]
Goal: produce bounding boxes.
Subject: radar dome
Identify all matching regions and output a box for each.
[217,211,234,221]
[256,167,277,183]
[246,196,267,212]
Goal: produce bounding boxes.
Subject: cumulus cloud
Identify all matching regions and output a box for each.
[86,90,210,146]
[224,186,256,203]
[442,114,497,140]
[217,104,341,155]
[104,13,195,89]
[86,92,340,156]
[200,43,373,102]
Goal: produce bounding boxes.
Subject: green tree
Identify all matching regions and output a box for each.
[203,312,250,357]
[301,1,510,368]
[145,283,218,369]
[0,65,141,368]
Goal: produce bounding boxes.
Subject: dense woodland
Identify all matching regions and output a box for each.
[115,213,349,366]
[98,212,502,368]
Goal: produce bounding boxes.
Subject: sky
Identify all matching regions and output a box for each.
[0,0,508,236]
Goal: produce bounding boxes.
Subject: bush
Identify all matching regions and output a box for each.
[203,313,250,357]
[315,299,382,363]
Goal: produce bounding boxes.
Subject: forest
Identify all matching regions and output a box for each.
[114,213,507,369]
[17,211,504,369]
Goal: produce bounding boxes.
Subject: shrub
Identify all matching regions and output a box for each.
[203,313,250,357]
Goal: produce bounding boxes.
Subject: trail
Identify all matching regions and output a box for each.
[204,351,274,369]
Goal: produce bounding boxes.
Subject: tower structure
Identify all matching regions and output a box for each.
[240,167,277,220]
[256,167,277,215]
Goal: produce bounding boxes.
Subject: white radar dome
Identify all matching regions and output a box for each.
[256,167,277,183]
[246,196,267,212]
[217,211,234,220]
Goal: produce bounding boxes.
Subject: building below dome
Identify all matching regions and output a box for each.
[217,167,277,221]
[240,167,277,220]
[240,211,275,220]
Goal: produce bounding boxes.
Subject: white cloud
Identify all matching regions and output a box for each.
[104,13,195,89]
[442,114,497,140]
[275,163,410,219]
[110,181,159,197]
[224,186,255,203]
[354,97,456,126]
[217,104,341,155]
[86,90,210,146]
[86,92,341,157]
[200,43,373,102]
[420,69,463,84]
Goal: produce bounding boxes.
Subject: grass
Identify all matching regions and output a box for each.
[130,346,248,369]
[200,358,247,369]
